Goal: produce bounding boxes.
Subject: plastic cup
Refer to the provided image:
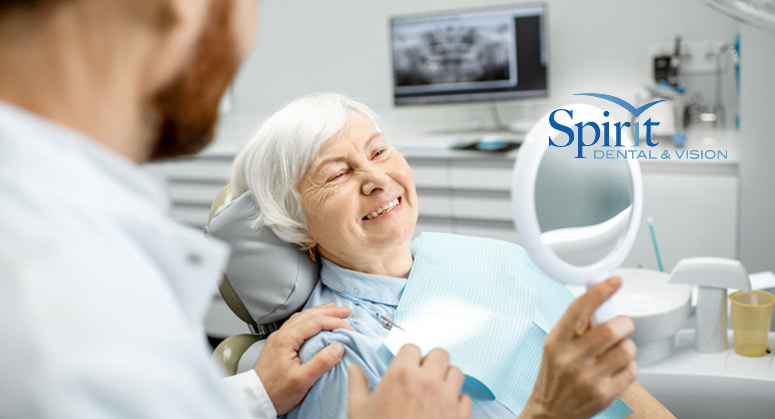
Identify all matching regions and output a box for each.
[729,290,775,357]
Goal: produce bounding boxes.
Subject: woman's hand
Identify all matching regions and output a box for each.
[348,345,472,419]
[521,276,637,419]
[254,303,354,415]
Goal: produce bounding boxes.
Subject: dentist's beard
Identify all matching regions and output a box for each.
[147,0,241,160]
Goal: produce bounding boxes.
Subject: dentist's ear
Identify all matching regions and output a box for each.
[139,0,209,94]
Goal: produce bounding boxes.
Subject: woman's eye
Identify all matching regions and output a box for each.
[327,171,345,182]
[372,149,385,159]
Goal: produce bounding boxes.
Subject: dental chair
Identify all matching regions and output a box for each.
[206,185,319,375]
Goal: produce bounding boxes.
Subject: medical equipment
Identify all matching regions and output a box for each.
[653,36,681,87]
[670,257,751,353]
[609,268,692,365]
[511,103,644,324]
[390,3,547,107]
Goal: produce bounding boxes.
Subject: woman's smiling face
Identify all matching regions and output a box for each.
[297,111,418,268]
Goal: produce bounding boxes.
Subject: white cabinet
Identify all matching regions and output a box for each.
[404,151,520,243]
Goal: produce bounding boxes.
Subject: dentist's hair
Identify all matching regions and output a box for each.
[230,92,381,249]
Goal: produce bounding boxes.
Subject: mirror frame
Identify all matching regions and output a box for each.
[512,103,643,288]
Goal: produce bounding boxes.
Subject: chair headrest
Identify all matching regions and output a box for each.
[208,191,320,325]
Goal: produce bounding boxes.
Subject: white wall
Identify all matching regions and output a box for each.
[739,25,775,273]
[214,0,740,147]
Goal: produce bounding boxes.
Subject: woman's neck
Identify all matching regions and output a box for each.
[318,244,413,279]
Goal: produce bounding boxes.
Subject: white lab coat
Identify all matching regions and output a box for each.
[0,102,276,419]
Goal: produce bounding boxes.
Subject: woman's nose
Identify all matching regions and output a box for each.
[360,167,390,196]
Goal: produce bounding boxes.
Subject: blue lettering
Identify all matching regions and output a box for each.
[548,109,575,147]
[614,121,630,147]
[547,106,666,157]
[643,118,660,146]
[633,121,640,147]
[574,121,601,159]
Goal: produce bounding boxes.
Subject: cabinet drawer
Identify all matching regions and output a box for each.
[450,167,513,192]
[453,194,513,222]
[411,165,449,189]
[168,183,226,205]
[418,192,453,218]
[150,159,232,183]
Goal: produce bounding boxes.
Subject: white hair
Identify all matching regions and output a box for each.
[230,92,381,249]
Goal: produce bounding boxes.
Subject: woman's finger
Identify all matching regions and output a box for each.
[578,316,635,358]
[553,277,622,340]
[607,360,639,397]
[594,338,637,377]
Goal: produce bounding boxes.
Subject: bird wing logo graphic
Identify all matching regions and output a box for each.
[573,93,666,118]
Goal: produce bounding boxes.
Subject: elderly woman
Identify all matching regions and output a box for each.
[230,93,672,419]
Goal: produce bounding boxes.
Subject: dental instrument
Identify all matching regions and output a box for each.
[376,312,405,332]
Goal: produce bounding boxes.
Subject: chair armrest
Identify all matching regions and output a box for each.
[213,333,263,375]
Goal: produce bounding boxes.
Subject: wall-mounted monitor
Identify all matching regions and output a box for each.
[391,3,548,106]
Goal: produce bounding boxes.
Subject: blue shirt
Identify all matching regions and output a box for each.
[285,258,515,419]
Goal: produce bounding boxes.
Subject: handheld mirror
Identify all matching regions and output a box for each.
[512,103,643,324]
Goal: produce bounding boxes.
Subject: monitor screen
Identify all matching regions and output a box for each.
[391,3,547,106]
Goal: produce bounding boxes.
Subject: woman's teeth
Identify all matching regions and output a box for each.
[364,198,400,220]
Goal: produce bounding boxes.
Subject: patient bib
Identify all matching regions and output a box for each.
[381,233,633,418]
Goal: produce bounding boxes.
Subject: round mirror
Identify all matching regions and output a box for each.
[536,144,633,267]
[512,103,643,323]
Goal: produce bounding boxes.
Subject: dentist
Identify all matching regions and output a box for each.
[0,1,468,418]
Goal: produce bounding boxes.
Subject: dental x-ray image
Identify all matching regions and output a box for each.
[392,16,518,94]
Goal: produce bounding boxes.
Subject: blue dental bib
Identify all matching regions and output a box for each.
[381,233,632,418]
